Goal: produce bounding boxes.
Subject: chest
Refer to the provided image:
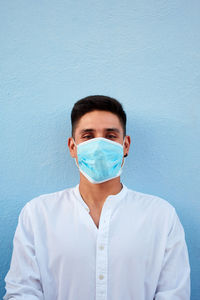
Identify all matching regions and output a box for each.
[34,206,166,275]
[89,209,101,228]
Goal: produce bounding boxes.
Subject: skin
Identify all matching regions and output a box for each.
[68,110,131,228]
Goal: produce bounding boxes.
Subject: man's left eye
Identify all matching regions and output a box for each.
[107,135,117,139]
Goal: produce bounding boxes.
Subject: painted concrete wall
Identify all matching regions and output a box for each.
[0,1,199,299]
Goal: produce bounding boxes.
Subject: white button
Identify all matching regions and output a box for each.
[99,245,104,250]
[99,274,104,280]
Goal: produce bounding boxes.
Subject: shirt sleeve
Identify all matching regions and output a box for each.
[4,203,44,300]
[154,209,190,300]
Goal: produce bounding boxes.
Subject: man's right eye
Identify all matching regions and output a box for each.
[82,135,93,139]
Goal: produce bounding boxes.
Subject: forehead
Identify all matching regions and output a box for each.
[75,110,123,132]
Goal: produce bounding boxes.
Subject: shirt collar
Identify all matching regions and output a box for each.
[74,183,128,213]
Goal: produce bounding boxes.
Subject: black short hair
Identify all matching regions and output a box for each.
[71,95,127,137]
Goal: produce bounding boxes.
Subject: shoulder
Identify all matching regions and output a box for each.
[123,187,185,237]
[126,186,174,210]
[124,186,176,225]
[20,185,78,219]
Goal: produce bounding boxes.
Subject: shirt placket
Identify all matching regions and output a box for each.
[96,205,111,300]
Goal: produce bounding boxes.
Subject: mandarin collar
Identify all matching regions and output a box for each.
[74,183,128,213]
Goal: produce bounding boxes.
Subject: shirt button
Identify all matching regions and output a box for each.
[99,245,104,250]
[99,274,104,280]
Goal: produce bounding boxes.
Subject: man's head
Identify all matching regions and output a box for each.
[68,95,131,184]
[71,95,127,138]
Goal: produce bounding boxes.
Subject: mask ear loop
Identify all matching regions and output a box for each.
[121,138,127,169]
[72,138,77,147]
[72,138,79,168]
[122,138,128,158]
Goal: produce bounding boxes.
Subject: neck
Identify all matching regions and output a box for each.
[79,175,123,209]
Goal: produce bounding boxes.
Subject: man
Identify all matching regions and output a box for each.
[4,95,190,299]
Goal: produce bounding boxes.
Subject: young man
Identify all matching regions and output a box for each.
[4,95,190,300]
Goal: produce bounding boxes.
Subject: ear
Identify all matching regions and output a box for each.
[123,135,131,158]
[68,137,77,158]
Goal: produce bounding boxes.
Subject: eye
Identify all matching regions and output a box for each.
[106,134,117,139]
[82,135,93,139]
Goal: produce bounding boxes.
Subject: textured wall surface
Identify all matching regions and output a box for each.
[0,1,200,299]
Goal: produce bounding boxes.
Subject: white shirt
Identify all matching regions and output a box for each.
[4,184,190,300]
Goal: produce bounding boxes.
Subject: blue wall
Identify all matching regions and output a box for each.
[0,1,199,299]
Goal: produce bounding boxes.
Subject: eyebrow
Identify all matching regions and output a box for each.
[79,129,94,134]
[79,128,120,134]
[105,128,120,133]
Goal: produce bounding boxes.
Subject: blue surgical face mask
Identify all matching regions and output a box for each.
[73,137,125,184]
